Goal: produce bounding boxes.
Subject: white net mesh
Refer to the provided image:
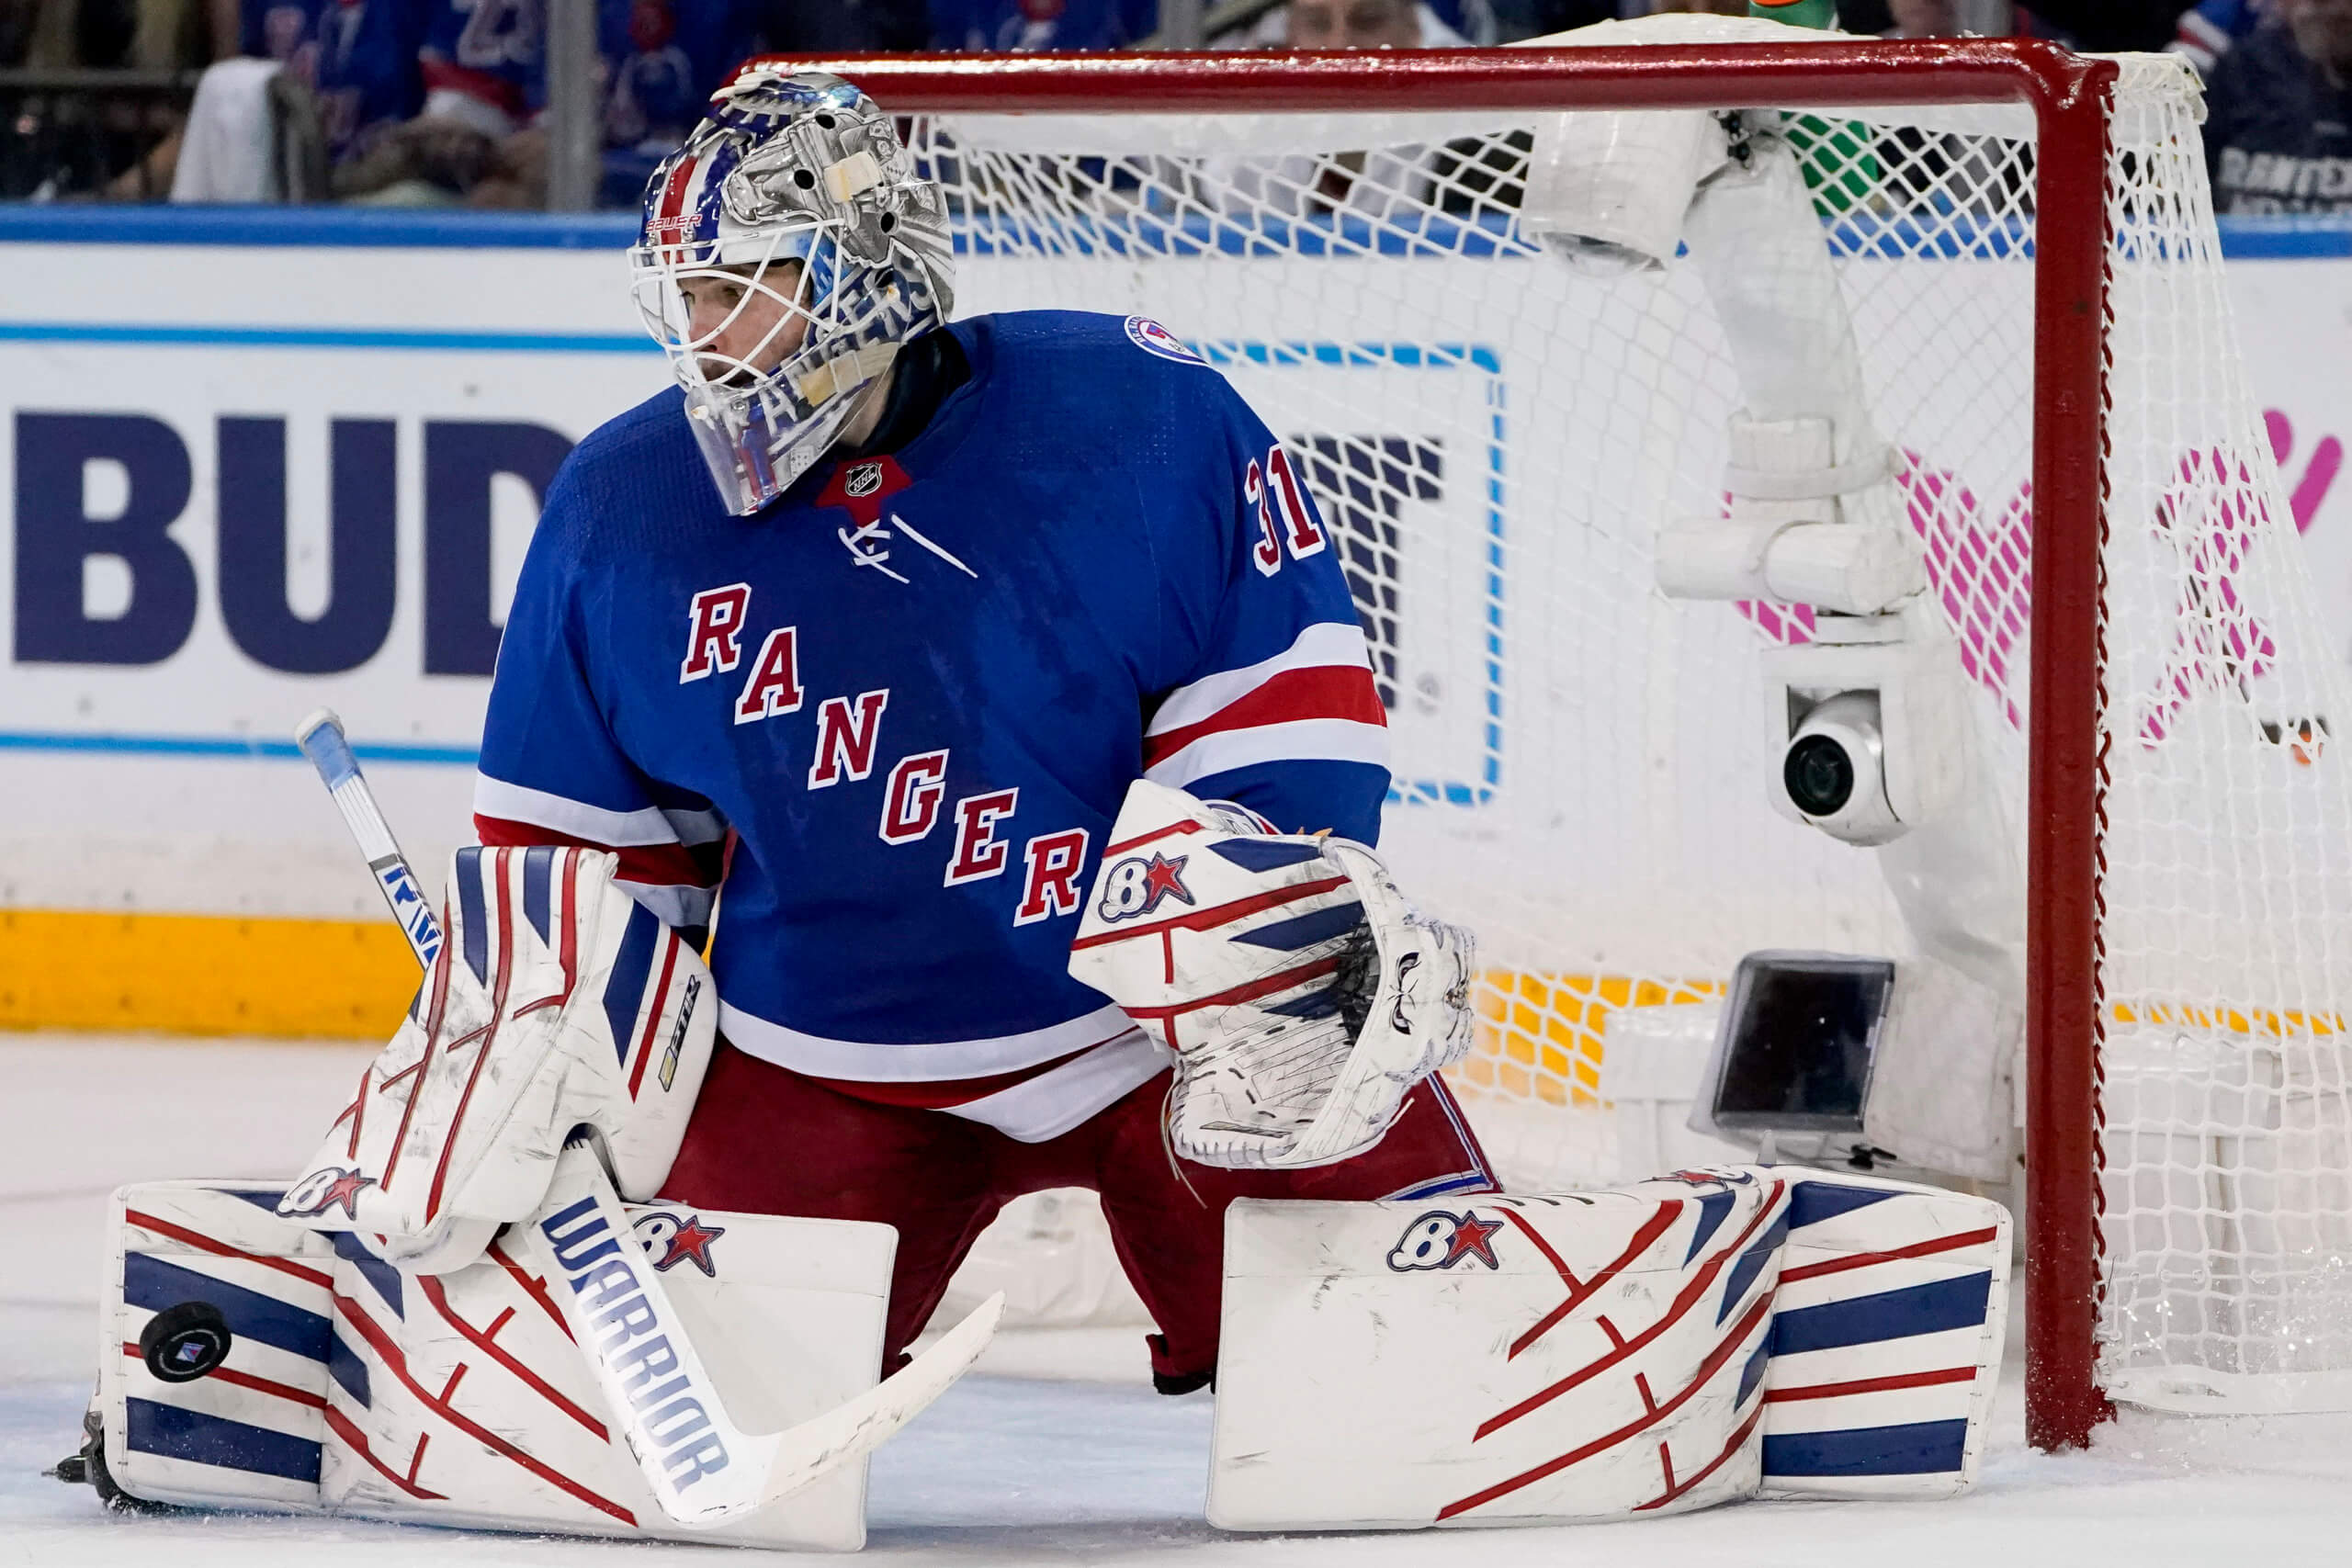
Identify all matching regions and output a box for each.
[910,44,2352,1413]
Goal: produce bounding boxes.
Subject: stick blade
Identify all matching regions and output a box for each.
[745,1290,1005,1516]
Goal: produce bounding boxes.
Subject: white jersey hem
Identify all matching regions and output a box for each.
[717,999,1139,1081]
[944,1029,1174,1142]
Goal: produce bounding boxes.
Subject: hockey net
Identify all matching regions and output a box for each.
[812,18,2352,1439]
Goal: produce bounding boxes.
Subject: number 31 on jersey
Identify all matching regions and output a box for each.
[1246,444,1327,577]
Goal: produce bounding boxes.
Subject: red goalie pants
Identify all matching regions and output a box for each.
[661,1041,1496,1391]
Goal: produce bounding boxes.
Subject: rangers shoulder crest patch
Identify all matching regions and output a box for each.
[1125,316,1209,367]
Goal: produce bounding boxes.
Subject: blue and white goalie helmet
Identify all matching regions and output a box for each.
[630,69,955,513]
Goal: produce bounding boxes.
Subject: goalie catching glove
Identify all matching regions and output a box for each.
[1069,781,1476,1170]
[278,845,716,1272]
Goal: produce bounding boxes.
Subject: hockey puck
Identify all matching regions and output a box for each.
[139,1301,232,1383]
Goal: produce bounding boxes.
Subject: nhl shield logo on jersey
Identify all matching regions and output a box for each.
[1095,851,1194,922]
[1124,315,1208,367]
[633,1209,727,1276]
[844,460,887,499]
[1387,1208,1504,1271]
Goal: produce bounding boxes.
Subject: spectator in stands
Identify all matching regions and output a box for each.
[328,0,756,207]
[1283,0,1442,46]
[2203,0,2352,213]
[1485,0,1622,45]
[929,0,1157,51]
[1880,0,1959,34]
[11,0,240,195]
[229,0,421,179]
[2173,0,2272,74]
[167,0,759,205]
[763,0,923,50]
[1206,0,1472,223]
[1220,0,1477,48]
[2014,2,2196,53]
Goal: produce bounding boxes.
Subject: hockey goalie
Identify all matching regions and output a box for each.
[61,54,2007,1548]
[58,66,1498,1546]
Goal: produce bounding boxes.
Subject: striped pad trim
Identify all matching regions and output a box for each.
[123,1253,331,1362]
[1762,1418,1970,1478]
[1770,1274,1995,1357]
[1758,1175,2007,1498]
[127,1398,322,1484]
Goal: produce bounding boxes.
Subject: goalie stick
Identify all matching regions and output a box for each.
[291,708,1003,1528]
[295,708,445,969]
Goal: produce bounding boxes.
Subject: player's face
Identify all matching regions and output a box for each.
[1284,0,1418,50]
[2287,0,2352,74]
[1884,0,1958,35]
[679,258,809,384]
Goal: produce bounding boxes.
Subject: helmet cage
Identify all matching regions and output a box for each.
[628,71,953,514]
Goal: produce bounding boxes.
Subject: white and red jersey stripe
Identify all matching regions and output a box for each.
[1142,620,1388,794]
[473,773,727,933]
[476,770,1164,1140]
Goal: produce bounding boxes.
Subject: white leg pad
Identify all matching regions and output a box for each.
[1210,1171,1791,1529]
[102,1179,891,1551]
[1209,1168,2010,1529]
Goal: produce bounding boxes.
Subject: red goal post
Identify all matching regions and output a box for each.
[765,39,2127,1454]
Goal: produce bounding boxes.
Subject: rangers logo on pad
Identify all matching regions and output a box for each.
[1387,1208,1503,1271]
[1124,316,1208,367]
[634,1209,727,1276]
[278,1165,377,1220]
[1095,852,1194,921]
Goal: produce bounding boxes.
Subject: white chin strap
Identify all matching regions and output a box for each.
[796,341,899,412]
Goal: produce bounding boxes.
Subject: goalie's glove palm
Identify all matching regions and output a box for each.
[1070,783,1476,1170]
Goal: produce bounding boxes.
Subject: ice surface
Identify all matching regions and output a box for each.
[8,1034,2352,1564]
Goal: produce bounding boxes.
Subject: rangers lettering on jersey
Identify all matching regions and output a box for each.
[680,583,751,681]
[474,311,1392,1140]
[1015,829,1091,926]
[808,690,891,788]
[733,627,803,723]
[880,750,951,844]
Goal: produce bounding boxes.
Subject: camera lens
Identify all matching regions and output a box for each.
[1784,734,1855,817]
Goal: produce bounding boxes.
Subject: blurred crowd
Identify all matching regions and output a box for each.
[0,0,2344,212]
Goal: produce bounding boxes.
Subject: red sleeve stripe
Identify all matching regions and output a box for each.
[1141,664,1386,770]
[1148,622,1371,734]
[474,816,721,888]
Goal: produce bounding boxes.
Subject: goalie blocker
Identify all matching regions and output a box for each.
[277,842,717,1275]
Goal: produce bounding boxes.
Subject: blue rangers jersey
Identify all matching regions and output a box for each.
[241,0,424,163]
[474,310,1389,1141]
[2203,18,2352,215]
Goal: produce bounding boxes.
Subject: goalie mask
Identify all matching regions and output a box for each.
[631,69,955,514]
